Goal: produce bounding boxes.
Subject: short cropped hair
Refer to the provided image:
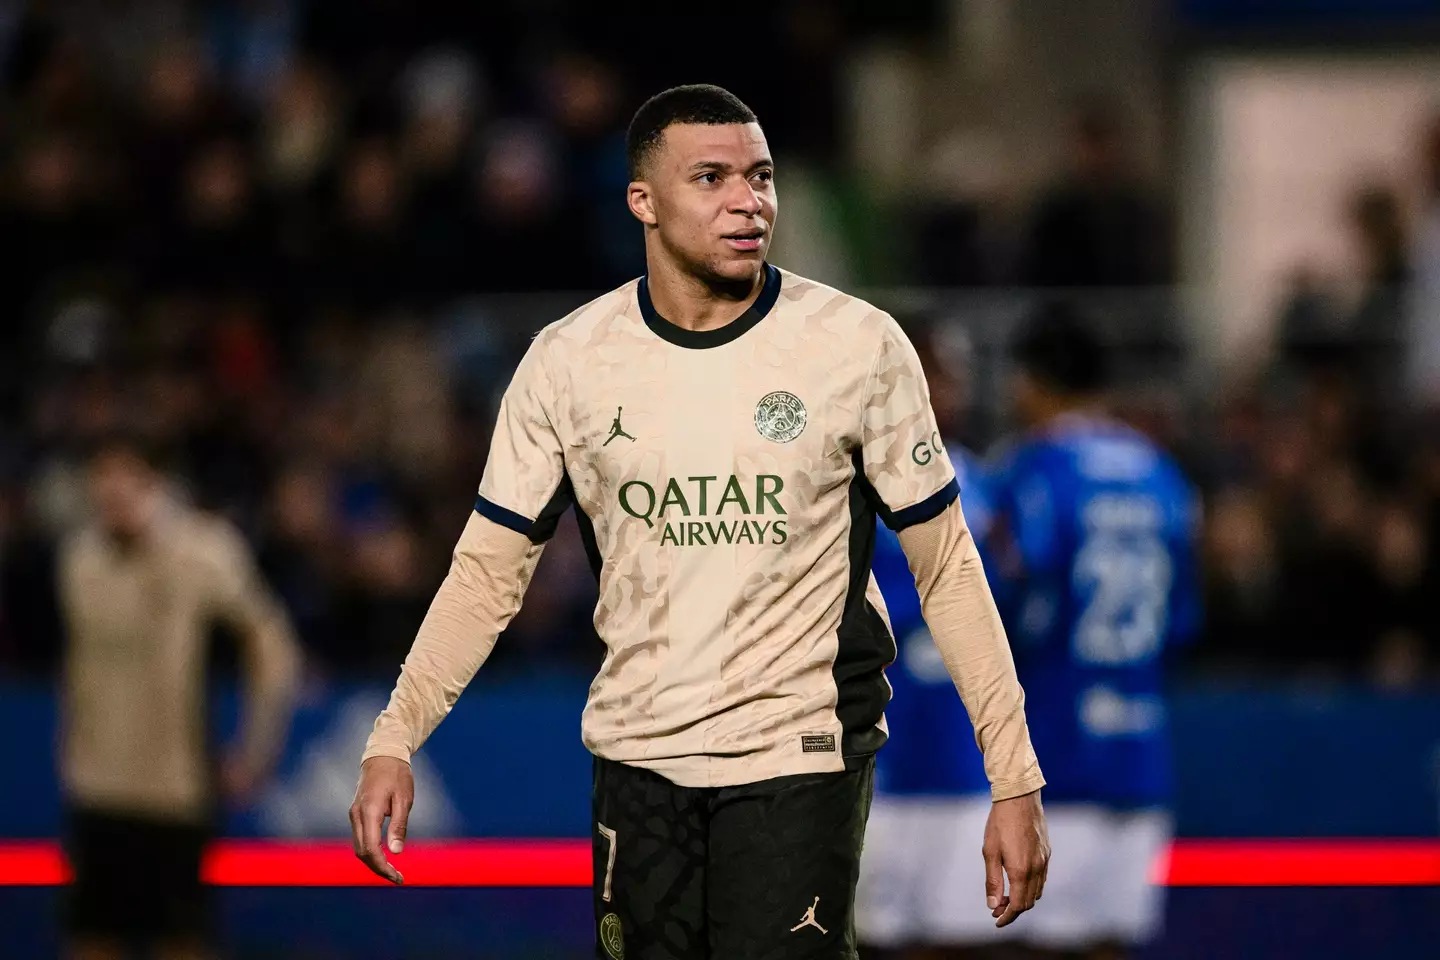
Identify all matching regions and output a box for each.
[1010,300,1110,395]
[626,84,757,180]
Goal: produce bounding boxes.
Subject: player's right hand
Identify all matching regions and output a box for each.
[350,755,414,885]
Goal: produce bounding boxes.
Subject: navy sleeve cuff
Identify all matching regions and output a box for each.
[473,495,534,536]
[884,478,960,531]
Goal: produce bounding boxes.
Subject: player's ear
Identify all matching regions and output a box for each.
[628,181,658,226]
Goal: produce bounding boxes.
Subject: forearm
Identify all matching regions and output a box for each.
[898,501,1045,801]
[237,619,301,775]
[362,513,541,764]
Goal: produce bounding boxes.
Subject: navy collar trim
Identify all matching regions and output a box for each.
[637,263,781,349]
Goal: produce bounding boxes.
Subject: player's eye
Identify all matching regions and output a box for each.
[697,171,720,185]
[753,169,774,184]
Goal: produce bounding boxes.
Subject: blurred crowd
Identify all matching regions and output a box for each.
[1190,119,1440,688]
[0,0,1436,685]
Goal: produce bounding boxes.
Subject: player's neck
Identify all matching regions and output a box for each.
[644,256,765,332]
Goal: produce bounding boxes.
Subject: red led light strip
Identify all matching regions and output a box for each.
[0,838,1435,888]
[1155,839,1440,887]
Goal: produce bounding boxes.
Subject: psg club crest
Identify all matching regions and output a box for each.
[600,913,625,959]
[755,390,807,443]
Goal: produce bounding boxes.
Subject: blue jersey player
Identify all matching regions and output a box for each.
[987,302,1200,959]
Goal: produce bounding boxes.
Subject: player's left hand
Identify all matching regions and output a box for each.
[982,789,1050,927]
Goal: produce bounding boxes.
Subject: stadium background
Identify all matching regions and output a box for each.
[0,0,1438,956]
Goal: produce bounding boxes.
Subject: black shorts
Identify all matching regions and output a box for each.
[64,808,214,944]
[591,756,875,960]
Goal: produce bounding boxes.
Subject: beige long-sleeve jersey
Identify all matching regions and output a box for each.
[60,502,302,821]
[364,267,1043,797]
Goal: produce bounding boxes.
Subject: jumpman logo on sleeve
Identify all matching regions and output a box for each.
[603,406,636,446]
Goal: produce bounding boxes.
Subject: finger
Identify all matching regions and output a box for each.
[360,847,403,885]
[362,847,404,885]
[1016,867,1038,911]
[349,804,367,857]
[983,847,1005,913]
[996,870,1033,928]
[356,796,404,885]
[387,792,413,855]
[364,796,387,863]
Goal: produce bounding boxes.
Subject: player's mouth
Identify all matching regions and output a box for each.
[722,229,766,252]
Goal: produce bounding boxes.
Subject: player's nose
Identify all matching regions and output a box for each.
[727,180,763,216]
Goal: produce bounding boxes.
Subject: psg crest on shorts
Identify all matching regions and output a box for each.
[755,390,807,443]
[600,913,625,959]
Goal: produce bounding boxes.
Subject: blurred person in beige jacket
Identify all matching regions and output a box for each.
[58,434,301,960]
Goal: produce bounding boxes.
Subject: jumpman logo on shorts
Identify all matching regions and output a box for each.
[603,406,635,446]
[789,896,828,935]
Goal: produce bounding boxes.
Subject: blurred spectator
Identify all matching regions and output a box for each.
[909,131,1010,286]
[205,0,297,105]
[1270,461,1388,671]
[150,135,270,295]
[1346,185,1409,404]
[256,461,337,650]
[338,513,433,670]
[56,434,299,958]
[1021,96,1171,288]
[767,0,846,163]
[356,319,453,486]
[300,0,424,105]
[1202,485,1278,666]
[1276,266,1340,379]
[402,47,485,301]
[541,51,642,283]
[469,121,588,291]
[262,57,340,194]
[126,39,236,220]
[1408,114,1440,406]
[2,131,115,340]
[7,25,110,130]
[321,136,415,309]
